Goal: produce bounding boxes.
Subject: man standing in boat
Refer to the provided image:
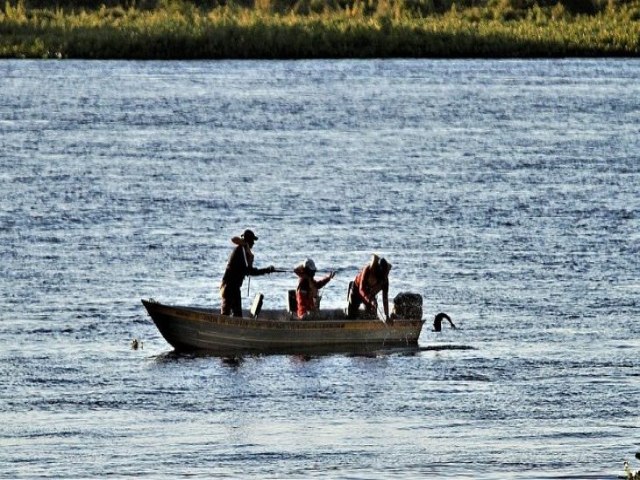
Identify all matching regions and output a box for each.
[220,229,275,317]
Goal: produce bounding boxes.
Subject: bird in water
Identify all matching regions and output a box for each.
[433,312,456,332]
[131,338,143,350]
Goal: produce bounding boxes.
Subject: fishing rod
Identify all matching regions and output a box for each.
[249,268,335,296]
[271,268,335,274]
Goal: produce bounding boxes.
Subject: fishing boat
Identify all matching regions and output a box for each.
[141,292,426,355]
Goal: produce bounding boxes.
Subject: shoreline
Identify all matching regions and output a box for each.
[2,1,639,59]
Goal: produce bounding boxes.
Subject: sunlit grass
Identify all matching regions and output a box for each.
[1,0,639,58]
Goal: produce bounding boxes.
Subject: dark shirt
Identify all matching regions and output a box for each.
[221,244,265,290]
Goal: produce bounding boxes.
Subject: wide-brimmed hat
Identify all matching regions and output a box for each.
[294,258,317,276]
[241,229,258,242]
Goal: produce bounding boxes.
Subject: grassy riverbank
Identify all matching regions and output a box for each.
[1,0,639,59]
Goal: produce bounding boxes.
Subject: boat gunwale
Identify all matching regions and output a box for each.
[141,299,425,330]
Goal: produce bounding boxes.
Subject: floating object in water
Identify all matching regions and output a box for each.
[623,460,640,480]
[433,312,456,332]
[131,338,143,350]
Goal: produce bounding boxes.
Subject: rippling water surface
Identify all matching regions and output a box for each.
[1,59,639,479]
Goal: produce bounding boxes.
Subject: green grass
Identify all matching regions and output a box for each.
[1,0,639,58]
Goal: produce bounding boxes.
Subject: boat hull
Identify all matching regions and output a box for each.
[142,299,425,355]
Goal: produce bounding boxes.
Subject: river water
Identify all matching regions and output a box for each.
[1,59,638,479]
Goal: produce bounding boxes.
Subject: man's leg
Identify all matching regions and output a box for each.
[220,286,230,315]
[229,288,243,317]
[347,283,362,319]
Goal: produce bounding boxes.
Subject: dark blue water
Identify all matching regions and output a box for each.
[1,59,639,479]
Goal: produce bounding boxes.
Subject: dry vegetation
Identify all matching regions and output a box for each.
[1,0,639,58]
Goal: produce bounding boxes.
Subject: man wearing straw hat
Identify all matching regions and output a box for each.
[220,229,275,317]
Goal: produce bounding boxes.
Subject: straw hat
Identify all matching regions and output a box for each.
[295,258,317,276]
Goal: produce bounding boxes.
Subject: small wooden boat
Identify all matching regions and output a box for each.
[141,297,425,355]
